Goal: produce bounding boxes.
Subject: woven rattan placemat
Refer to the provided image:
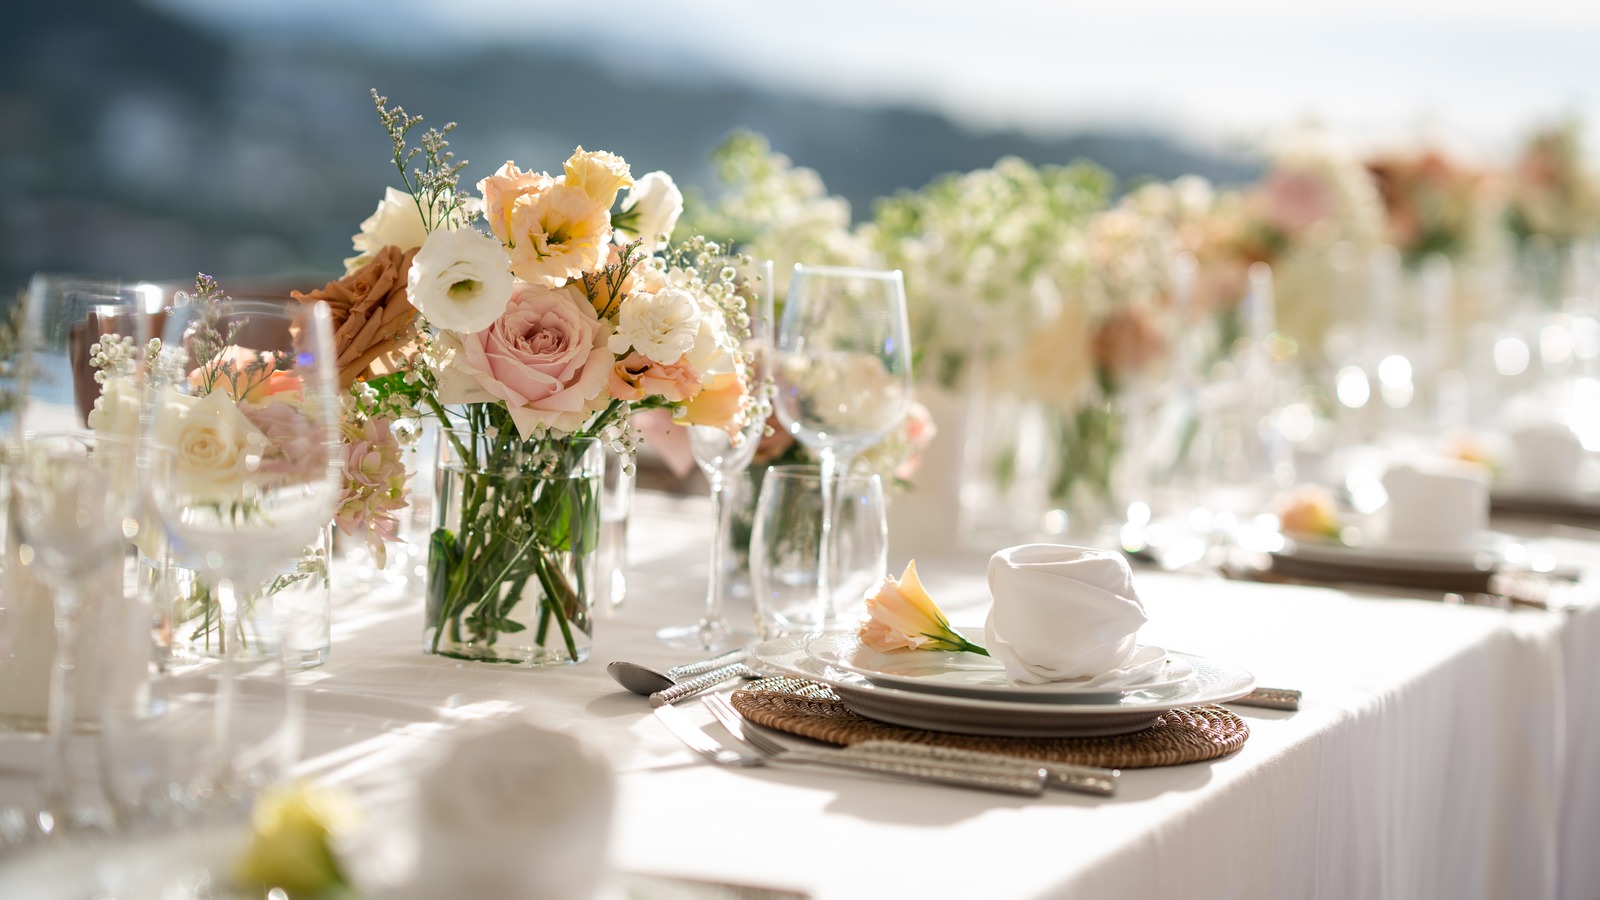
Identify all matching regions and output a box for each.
[731,678,1248,769]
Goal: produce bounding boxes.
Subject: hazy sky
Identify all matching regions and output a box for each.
[153,0,1600,160]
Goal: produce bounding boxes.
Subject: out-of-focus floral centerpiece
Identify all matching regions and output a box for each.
[88,276,343,664]
[309,92,764,665]
[863,157,1110,391]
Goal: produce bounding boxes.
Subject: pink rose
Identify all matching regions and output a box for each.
[437,282,613,437]
[608,351,700,403]
[1262,169,1334,237]
[239,398,327,483]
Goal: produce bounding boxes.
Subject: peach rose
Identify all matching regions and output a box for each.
[676,371,745,435]
[190,346,302,402]
[608,352,700,404]
[1093,306,1166,385]
[293,244,419,387]
[435,282,613,438]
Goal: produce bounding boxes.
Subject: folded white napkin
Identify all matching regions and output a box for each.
[409,720,614,900]
[983,544,1164,686]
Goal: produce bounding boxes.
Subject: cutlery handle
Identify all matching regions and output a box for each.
[650,664,750,707]
[667,648,749,680]
[779,748,1046,796]
[849,740,1118,796]
[1229,687,1302,711]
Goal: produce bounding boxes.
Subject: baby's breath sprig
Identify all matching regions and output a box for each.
[173,273,241,397]
[370,89,468,234]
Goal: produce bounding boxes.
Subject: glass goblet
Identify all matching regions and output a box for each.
[143,296,340,801]
[771,265,910,628]
[657,260,775,651]
[8,433,130,837]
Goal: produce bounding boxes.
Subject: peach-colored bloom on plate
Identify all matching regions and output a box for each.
[563,147,633,209]
[860,561,987,655]
[435,282,613,438]
[608,352,700,404]
[506,183,612,287]
[1275,484,1342,540]
[478,162,554,247]
[675,370,745,435]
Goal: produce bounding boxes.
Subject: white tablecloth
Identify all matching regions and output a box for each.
[5,493,1600,899]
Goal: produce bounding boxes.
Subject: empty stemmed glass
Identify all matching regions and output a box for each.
[771,265,911,628]
[2,277,148,839]
[657,261,774,651]
[142,293,341,800]
[9,433,131,837]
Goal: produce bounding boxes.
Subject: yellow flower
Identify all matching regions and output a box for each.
[506,182,612,287]
[563,147,634,209]
[236,783,358,896]
[860,561,988,655]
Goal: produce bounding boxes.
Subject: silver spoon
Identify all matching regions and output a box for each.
[608,657,756,706]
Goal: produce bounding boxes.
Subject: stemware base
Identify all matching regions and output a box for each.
[654,620,750,653]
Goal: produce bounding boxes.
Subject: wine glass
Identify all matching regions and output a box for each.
[771,265,910,628]
[657,260,774,651]
[9,433,131,837]
[2,277,148,838]
[142,296,340,799]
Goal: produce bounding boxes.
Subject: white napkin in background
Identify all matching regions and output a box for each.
[983,544,1164,686]
[406,719,615,900]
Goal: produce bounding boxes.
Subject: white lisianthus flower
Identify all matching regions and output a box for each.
[408,227,515,334]
[608,287,701,365]
[618,172,684,253]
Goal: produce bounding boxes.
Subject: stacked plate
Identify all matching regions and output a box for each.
[751,633,1256,738]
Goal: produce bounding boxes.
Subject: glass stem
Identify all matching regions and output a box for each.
[40,585,82,831]
[701,471,731,643]
[211,578,238,787]
[815,450,855,629]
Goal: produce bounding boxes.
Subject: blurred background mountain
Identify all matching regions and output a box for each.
[0,0,1261,298]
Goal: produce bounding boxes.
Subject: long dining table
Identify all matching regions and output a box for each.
[5,491,1600,899]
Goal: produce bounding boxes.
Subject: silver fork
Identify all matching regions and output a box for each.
[702,693,1118,797]
[653,702,1044,796]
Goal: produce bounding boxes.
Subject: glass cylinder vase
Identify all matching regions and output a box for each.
[426,430,602,666]
[150,525,333,669]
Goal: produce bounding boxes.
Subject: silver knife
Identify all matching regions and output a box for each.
[653,703,1045,796]
[848,740,1119,796]
[1229,687,1302,711]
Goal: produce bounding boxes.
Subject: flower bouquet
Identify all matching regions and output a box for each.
[303,92,764,665]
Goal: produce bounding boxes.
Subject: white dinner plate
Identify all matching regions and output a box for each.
[806,632,1195,702]
[752,634,1256,737]
[1277,533,1501,573]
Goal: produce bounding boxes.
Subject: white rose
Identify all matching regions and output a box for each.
[343,189,480,274]
[608,287,701,365]
[407,227,515,334]
[343,187,430,274]
[618,171,683,253]
[154,388,268,500]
